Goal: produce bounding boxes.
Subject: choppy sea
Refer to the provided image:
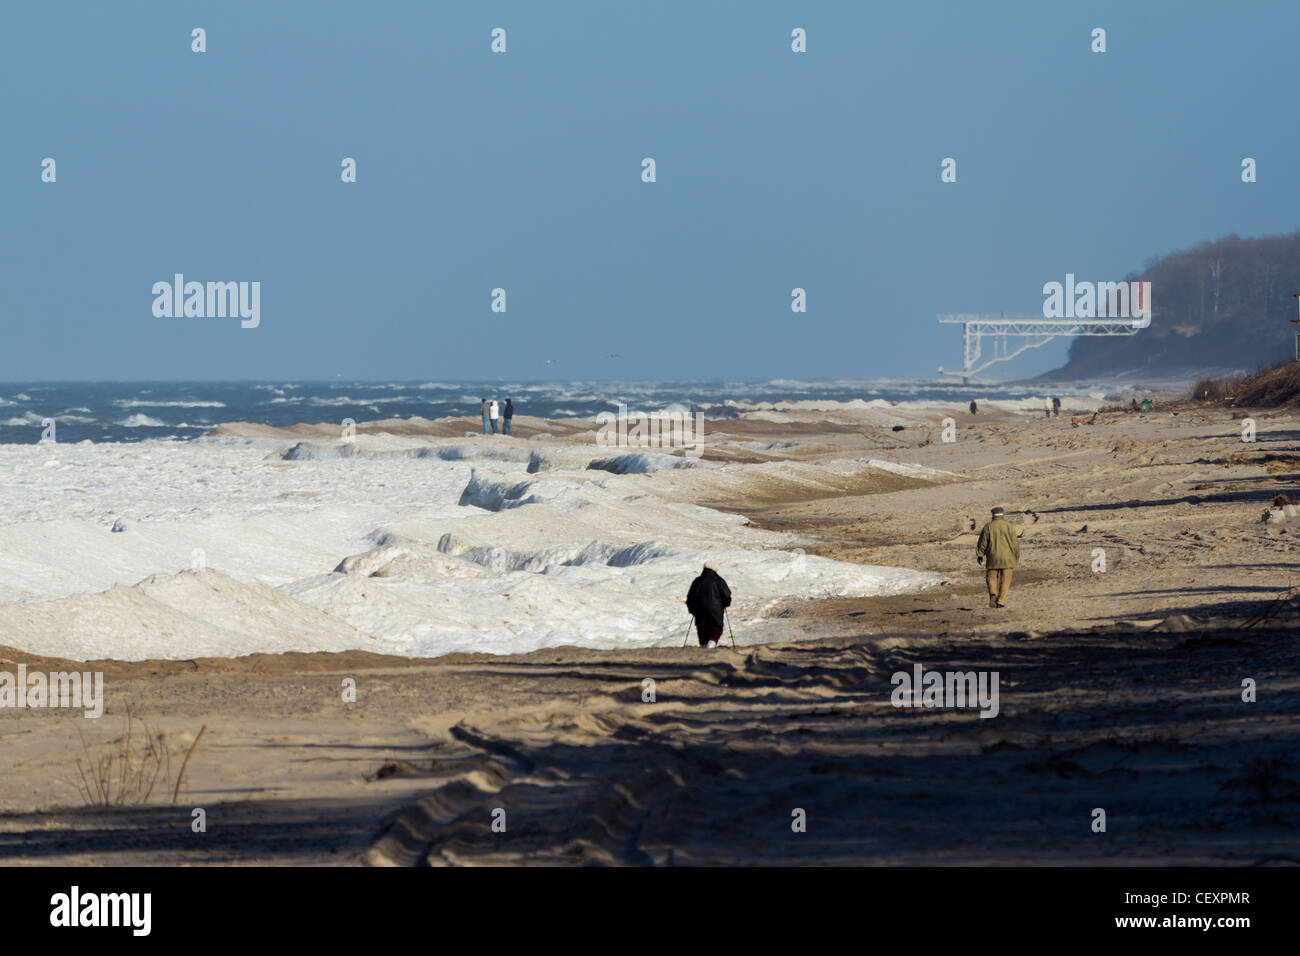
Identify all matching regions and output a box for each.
[0,379,1112,445]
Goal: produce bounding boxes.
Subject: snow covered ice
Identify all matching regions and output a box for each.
[0,433,943,661]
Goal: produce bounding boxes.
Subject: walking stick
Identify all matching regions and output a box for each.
[725,609,737,648]
[681,616,694,647]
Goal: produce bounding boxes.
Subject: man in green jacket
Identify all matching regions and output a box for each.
[976,506,1020,608]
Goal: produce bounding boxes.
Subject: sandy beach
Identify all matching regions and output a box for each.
[2,398,1299,865]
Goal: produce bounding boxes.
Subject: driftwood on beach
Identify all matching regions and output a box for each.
[1069,411,1116,427]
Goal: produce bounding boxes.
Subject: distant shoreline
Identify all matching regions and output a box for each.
[0,379,1179,447]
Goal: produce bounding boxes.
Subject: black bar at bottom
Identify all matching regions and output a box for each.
[5,865,1291,941]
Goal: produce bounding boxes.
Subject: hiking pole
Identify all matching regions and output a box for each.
[725,609,737,648]
[681,617,694,647]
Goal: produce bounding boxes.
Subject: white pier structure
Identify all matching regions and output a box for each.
[936,314,1144,381]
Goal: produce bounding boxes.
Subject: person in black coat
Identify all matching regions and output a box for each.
[686,564,731,647]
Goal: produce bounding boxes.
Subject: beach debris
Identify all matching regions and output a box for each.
[369,760,424,781]
[172,724,207,804]
[110,518,127,533]
[1237,585,1300,630]
[891,425,905,432]
[1070,411,1105,427]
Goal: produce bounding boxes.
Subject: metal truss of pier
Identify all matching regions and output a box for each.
[936,314,1143,381]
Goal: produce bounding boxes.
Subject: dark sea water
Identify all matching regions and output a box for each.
[0,380,1112,445]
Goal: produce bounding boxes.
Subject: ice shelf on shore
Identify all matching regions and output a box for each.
[0,433,945,661]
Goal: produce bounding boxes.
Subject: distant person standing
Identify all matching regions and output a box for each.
[686,564,731,648]
[1052,396,1061,417]
[969,399,978,415]
[489,399,500,434]
[480,398,490,435]
[502,398,514,436]
[1043,397,1052,418]
[976,506,1020,608]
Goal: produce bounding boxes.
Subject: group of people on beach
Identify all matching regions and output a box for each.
[479,397,514,435]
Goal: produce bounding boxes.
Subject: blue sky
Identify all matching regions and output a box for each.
[3,0,1296,381]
